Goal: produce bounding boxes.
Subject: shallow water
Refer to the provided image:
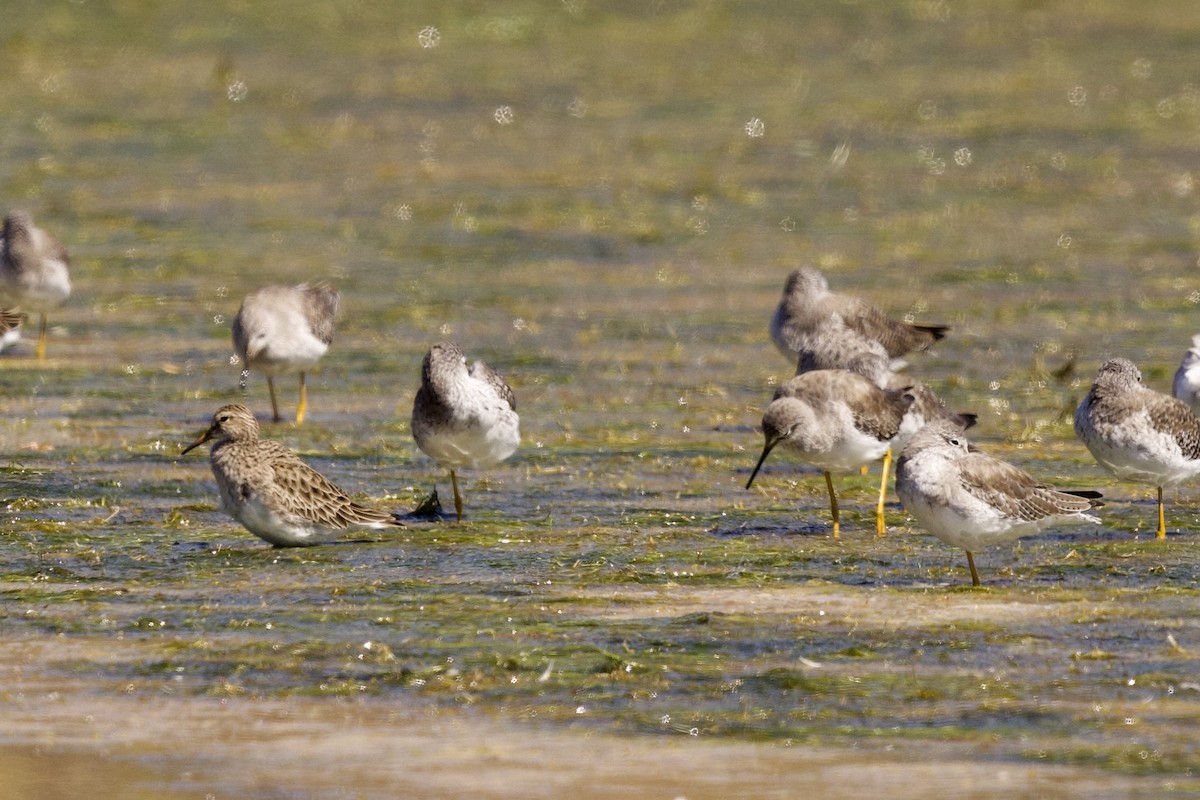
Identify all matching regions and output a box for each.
[3,0,1200,796]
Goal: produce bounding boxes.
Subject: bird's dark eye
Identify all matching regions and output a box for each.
[947,437,961,447]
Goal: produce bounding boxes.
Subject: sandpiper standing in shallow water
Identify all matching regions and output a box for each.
[1172,334,1200,415]
[746,369,913,537]
[0,211,71,361]
[769,266,947,363]
[182,404,405,546]
[1075,357,1200,539]
[232,282,339,425]
[896,418,1103,587]
[795,316,976,532]
[411,341,520,521]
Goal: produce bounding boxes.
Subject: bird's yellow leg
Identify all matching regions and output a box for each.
[295,372,308,425]
[1157,486,1166,540]
[875,448,891,537]
[35,313,48,361]
[825,471,840,539]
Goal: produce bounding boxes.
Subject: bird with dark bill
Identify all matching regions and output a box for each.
[182,404,405,546]
[746,369,913,537]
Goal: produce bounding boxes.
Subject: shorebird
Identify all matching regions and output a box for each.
[896,419,1103,587]
[795,314,975,447]
[769,266,947,363]
[1075,357,1200,539]
[232,282,339,424]
[411,341,520,521]
[746,369,913,537]
[1172,334,1200,415]
[0,211,71,361]
[795,315,976,532]
[182,403,404,546]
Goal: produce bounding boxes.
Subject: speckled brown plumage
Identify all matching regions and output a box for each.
[182,404,403,546]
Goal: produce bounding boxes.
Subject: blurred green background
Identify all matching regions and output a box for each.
[2,2,1199,797]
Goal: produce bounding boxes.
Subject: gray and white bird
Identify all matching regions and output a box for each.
[1075,357,1200,539]
[794,314,976,531]
[232,282,339,424]
[182,404,405,547]
[769,266,947,363]
[746,369,913,537]
[411,342,520,521]
[0,210,71,361]
[896,419,1102,587]
[1172,334,1200,415]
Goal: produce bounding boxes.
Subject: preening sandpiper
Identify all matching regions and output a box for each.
[770,266,947,364]
[0,210,71,361]
[411,341,520,521]
[232,282,339,424]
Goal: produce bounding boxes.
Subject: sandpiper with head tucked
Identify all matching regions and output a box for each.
[1075,357,1200,539]
[182,403,404,546]
[411,342,520,521]
[746,369,913,537]
[0,211,71,361]
[770,266,947,364]
[896,418,1103,587]
[232,282,339,425]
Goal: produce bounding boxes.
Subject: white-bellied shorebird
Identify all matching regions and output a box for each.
[746,369,913,537]
[896,418,1102,587]
[232,282,339,424]
[770,266,947,363]
[182,404,404,546]
[1172,334,1200,415]
[0,211,71,361]
[411,341,520,521]
[1076,357,1200,539]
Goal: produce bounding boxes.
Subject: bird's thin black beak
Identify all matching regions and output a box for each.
[181,425,215,456]
[745,438,778,489]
